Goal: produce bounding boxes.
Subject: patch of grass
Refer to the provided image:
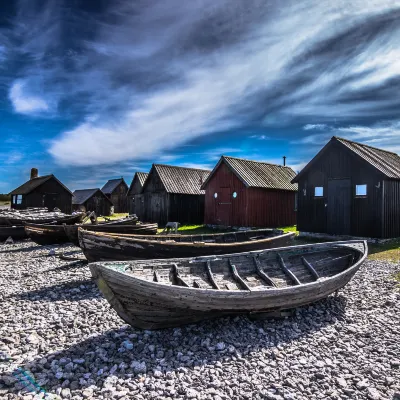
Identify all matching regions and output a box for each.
[277,225,299,235]
[369,239,400,262]
[88,213,129,223]
[394,272,400,283]
[0,201,10,206]
[157,224,230,235]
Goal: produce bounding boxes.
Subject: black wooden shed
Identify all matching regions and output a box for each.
[9,168,72,213]
[101,178,128,213]
[292,136,400,238]
[72,189,113,216]
[141,164,210,226]
[127,172,148,218]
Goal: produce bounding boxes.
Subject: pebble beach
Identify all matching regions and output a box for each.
[0,241,399,400]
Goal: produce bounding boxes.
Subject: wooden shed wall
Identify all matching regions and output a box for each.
[167,193,205,225]
[204,162,296,227]
[108,182,128,213]
[73,194,111,216]
[12,178,72,213]
[382,180,400,238]
[296,141,385,237]
[128,180,144,215]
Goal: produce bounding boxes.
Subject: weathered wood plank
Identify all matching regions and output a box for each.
[301,257,320,280]
[228,259,251,291]
[153,270,160,283]
[252,256,277,287]
[205,261,220,290]
[172,264,190,287]
[277,253,301,285]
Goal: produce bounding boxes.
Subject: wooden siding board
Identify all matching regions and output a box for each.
[296,140,387,237]
[383,180,400,238]
[204,162,296,227]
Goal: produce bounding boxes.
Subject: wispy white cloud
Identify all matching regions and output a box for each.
[249,134,270,140]
[3,0,400,168]
[9,80,50,115]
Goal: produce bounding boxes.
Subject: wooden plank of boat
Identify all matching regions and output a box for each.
[64,221,158,247]
[79,228,296,262]
[25,223,70,246]
[89,240,368,329]
[0,225,28,241]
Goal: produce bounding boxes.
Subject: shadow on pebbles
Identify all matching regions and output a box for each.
[0,241,399,400]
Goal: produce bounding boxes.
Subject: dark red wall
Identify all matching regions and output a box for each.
[204,162,296,227]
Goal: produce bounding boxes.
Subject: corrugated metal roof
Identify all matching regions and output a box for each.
[154,164,211,195]
[101,178,126,194]
[335,137,400,179]
[127,172,149,196]
[9,174,72,196]
[136,172,148,187]
[72,189,112,205]
[202,156,298,191]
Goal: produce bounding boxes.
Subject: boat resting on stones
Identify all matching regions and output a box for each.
[25,223,71,245]
[89,240,368,329]
[0,211,85,226]
[0,225,28,241]
[79,228,295,262]
[66,222,158,247]
[63,216,148,246]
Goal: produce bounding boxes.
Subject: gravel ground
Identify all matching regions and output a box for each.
[0,240,399,400]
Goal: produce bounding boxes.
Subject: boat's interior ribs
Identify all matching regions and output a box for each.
[127,246,360,291]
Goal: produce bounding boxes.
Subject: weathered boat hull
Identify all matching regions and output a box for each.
[25,224,70,245]
[65,222,158,247]
[89,240,368,329]
[0,226,28,241]
[0,212,85,226]
[79,229,295,262]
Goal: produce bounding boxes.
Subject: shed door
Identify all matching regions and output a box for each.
[217,187,231,225]
[327,179,351,235]
[43,193,58,211]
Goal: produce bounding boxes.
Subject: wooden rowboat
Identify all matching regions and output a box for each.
[89,240,368,329]
[0,212,85,226]
[65,222,158,247]
[0,226,28,241]
[25,223,70,245]
[79,228,295,262]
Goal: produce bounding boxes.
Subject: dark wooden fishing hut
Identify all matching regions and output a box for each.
[127,172,148,218]
[201,156,297,227]
[141,164,210,226]
[101,178,128,213]
[9,168,72,213]
[72,189,113,216]
[292,136,400,238]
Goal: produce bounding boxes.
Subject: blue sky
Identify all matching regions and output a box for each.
[1,0,400,193]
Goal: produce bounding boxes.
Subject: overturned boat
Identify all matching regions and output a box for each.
[89,240,368,329]
[79,228,295,262]
[0,209,85,226]
[25,223,70,245]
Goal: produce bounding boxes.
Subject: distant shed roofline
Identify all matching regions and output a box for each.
[72,188,113,205]
[291,136,400,183]
[101,177,128,195]
[142,163,211,195]
[201,155,297,191]
[127,172,149,196]
[9,174,73,196]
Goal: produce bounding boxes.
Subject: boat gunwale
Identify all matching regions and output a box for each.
[80,228,295,248]
[89,240,368,297]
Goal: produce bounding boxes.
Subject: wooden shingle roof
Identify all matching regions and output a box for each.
[9,174,72,195]
[201,156,298,191]
[150,164,211,195]
[292,136,400,182]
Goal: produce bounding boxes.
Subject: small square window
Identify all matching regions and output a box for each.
[16,195,22,204]
[315,187,323,197]
[356,184,367,196]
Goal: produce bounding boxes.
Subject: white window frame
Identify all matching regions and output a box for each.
[355,184,367,196]
[314,187,324,197]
